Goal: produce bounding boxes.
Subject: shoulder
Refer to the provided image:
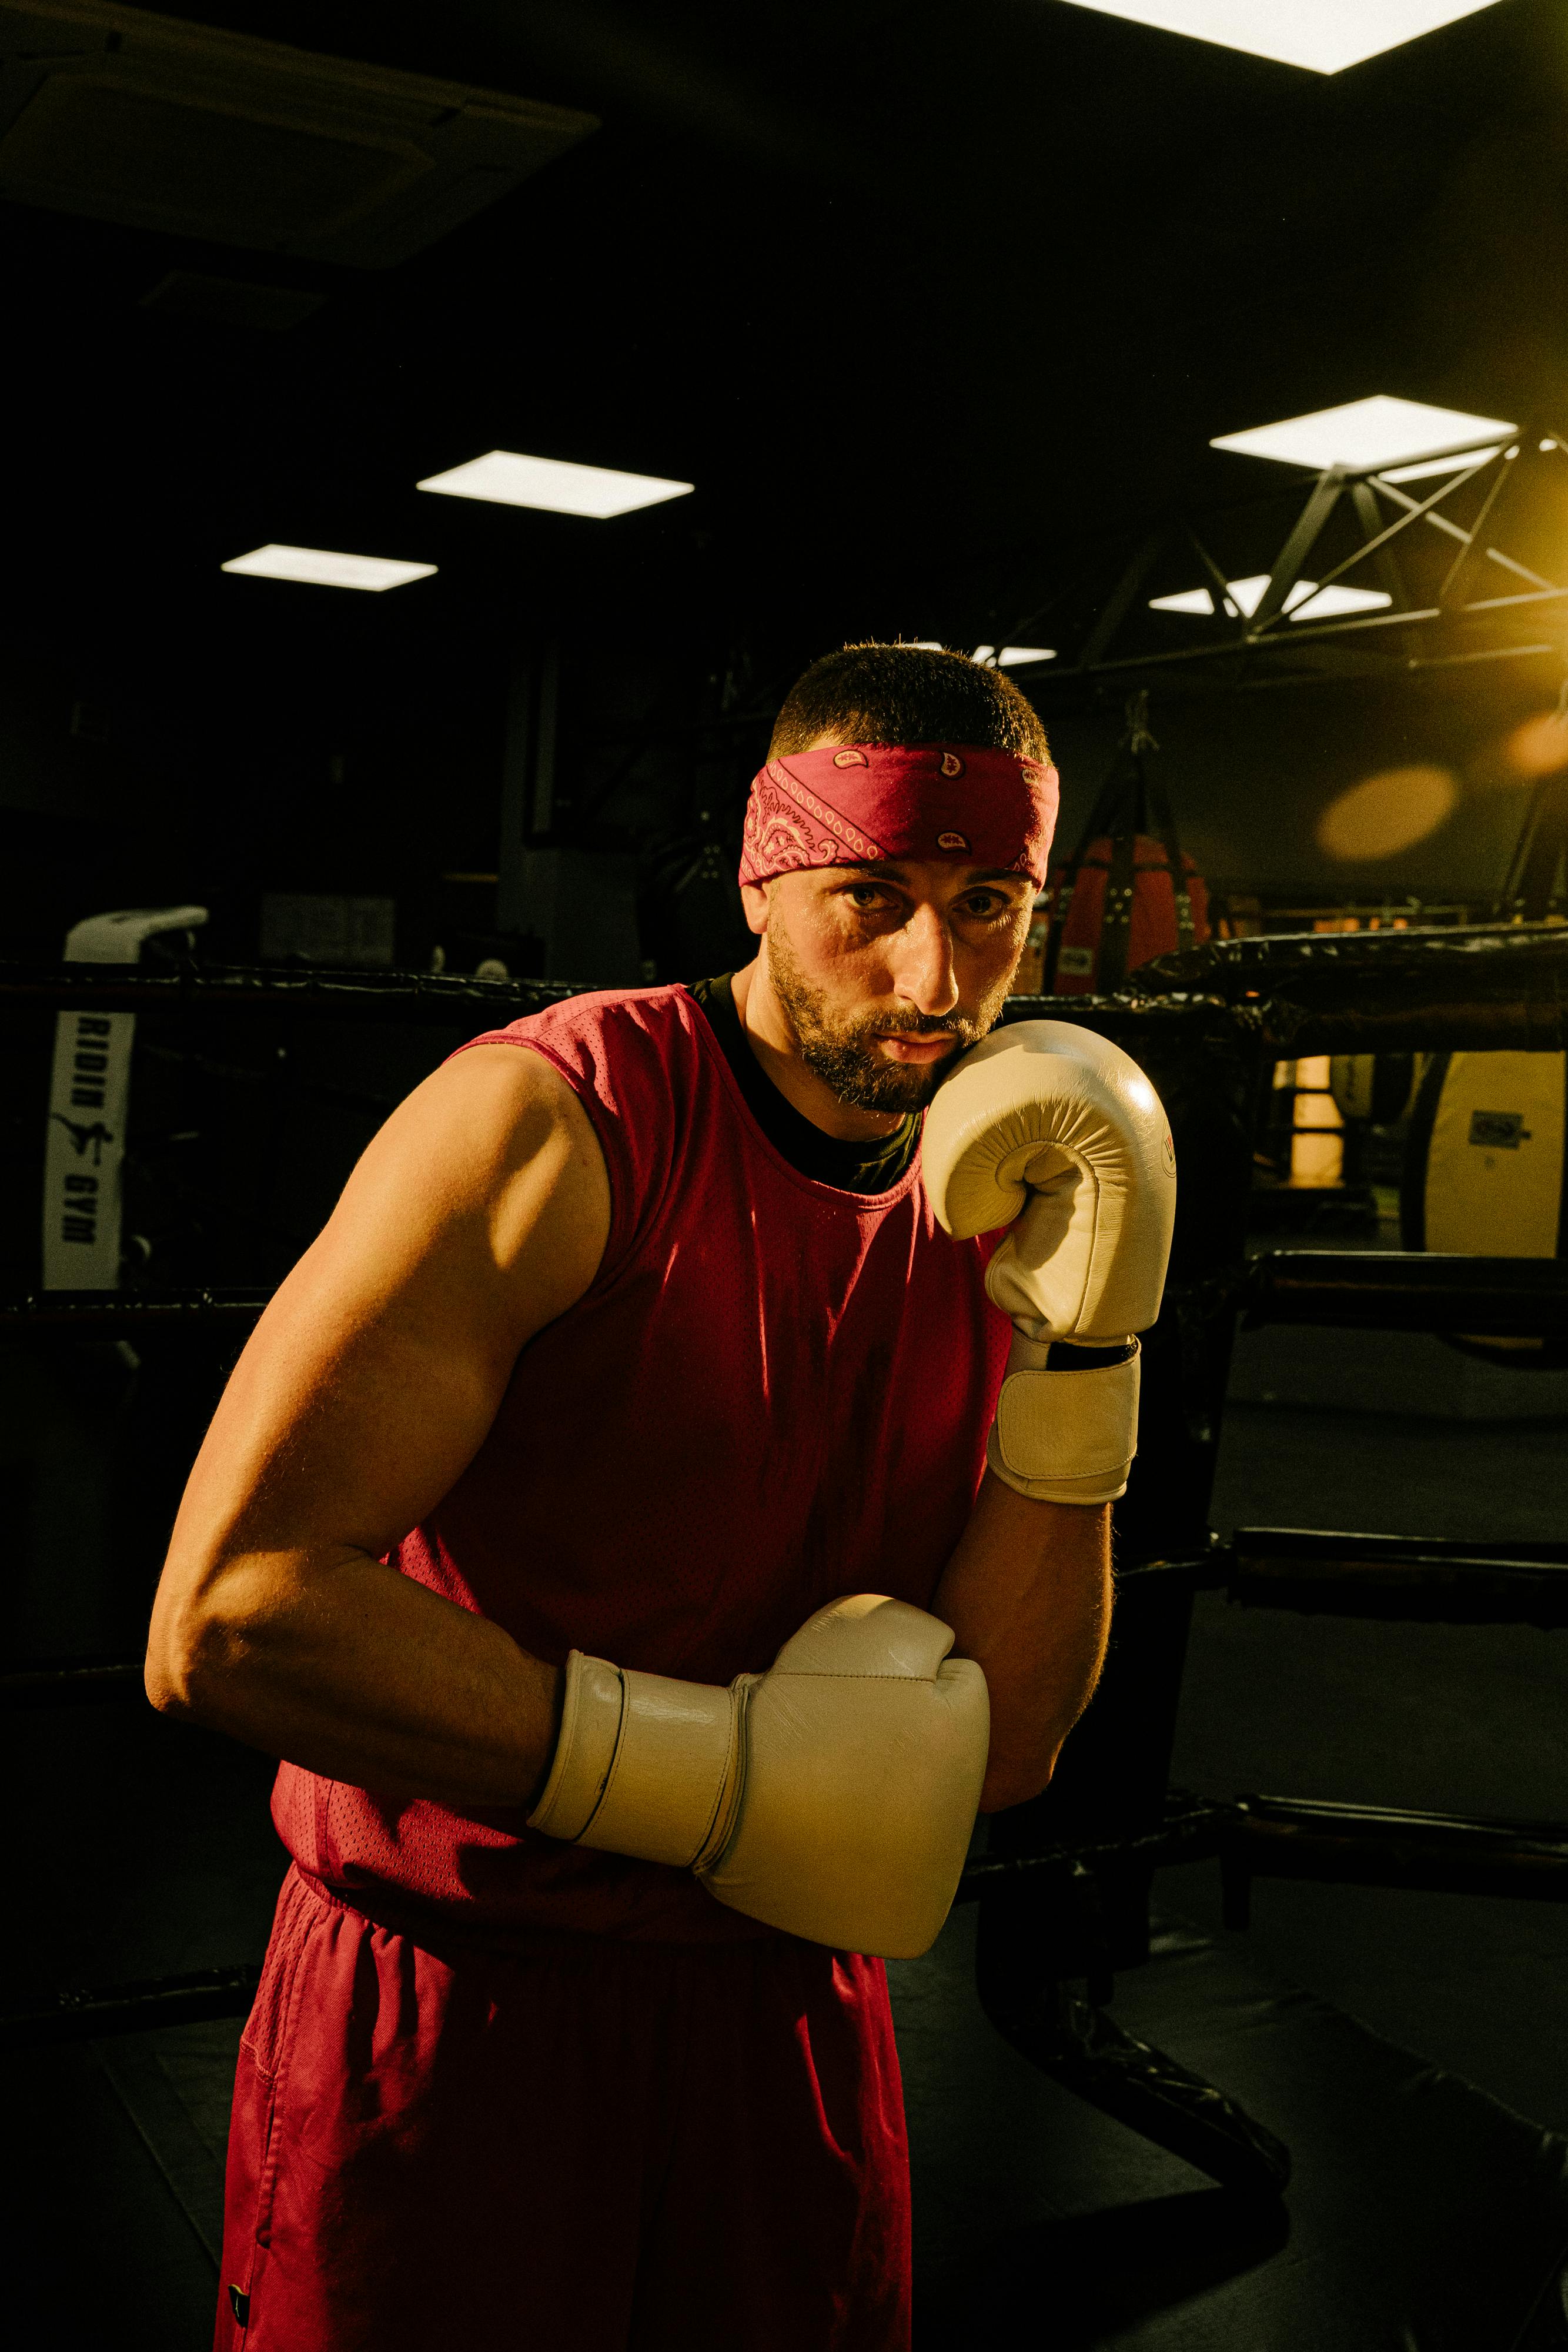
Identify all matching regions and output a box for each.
[456,985,715,1134]
[444,985,713,1275]
[419,1025,590,1151]
[353,1030,609,1245]
[280,1014,614,1349]
[465,984,705,1080]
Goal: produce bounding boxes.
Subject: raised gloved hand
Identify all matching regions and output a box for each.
[921,1019,1176,1504]
[527,1595,988,1958]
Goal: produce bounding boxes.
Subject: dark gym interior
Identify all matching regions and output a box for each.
[8,3,1568,2346]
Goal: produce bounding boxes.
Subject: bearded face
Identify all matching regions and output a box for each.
[765,904,1014,1115]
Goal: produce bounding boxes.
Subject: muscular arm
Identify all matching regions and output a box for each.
[931,1482,1111,1815]
[144,1044,610,1809]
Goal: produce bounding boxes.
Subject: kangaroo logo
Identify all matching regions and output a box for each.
[52,1114,115,1166]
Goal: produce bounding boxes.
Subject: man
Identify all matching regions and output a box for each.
[146,642,1168,2351]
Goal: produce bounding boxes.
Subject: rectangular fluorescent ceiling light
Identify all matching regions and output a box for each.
[1211,395,1517,473]
[220,545,436,591]
[1056,4,1505,75]
[416,450,693,517]
[972,644,1057,667]
[1151,575,1390,620]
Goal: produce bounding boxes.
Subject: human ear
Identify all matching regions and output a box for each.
[740,880,771,938]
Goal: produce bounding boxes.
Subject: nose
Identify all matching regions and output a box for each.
[893,902,959,1018]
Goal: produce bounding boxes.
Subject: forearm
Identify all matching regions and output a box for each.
[146,1548,562,1809]
[930,1472,1112,1813]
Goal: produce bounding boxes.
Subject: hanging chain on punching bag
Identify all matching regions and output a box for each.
[1044,690,1200,994]
[1136,694,1198,961]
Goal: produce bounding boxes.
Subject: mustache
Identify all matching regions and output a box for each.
[866,1011,981,1041]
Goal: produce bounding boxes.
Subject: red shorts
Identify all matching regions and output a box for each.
[215,1869,911,2351]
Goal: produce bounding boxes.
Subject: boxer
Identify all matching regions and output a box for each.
[145,642,1174,2352]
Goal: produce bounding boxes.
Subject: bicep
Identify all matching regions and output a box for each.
[169,1044,610,1569]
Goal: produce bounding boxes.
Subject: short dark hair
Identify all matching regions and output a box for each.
[770,642,1049,762]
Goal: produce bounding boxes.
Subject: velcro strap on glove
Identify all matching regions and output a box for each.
[987,1331,1141,1505]
[527,1653,743,1869]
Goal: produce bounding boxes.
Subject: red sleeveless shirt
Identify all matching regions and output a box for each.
[273,984,1009,1942]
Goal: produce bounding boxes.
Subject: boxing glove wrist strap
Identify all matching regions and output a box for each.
[527,1652,745,1870]
[986,1331,1140,1505]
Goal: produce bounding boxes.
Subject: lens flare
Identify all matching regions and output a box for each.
[1502,711,1568,779]
[1316,766,1459,862]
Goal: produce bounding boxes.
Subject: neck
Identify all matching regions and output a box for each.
[730,957,907,1143]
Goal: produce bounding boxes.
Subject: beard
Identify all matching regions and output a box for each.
[767,920,1011,1115]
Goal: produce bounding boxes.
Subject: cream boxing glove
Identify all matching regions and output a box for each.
[527,1595,988,1959]
[921,1020,1176,1504]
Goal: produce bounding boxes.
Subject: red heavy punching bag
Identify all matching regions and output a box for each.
[1045,694,1209,996]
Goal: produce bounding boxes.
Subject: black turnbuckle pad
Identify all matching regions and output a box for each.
[978,1970,1292,2197]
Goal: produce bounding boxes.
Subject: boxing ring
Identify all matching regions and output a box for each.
[4,928,1568,2225]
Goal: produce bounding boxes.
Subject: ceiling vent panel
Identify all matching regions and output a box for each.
[0,2,598,266]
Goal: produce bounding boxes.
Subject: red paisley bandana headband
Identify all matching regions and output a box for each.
[738,743,1059,893]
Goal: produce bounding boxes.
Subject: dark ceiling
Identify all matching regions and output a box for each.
[6,0,1568,947]
[15,0,1568,620]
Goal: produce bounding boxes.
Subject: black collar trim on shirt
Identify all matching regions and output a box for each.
[686,974,921,1197]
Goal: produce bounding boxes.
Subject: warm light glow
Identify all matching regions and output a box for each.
[1149,574,1390,620]
[1057,2,1505,76]
[1289,1054,1343,1187]
[1503,712,1568,779]
[417,450,694,517]
[1290,1130,1344,1187]
[220,546,437,591]
[1316,766,1459,861]
[972,644,1058,667]
[1212,395,1516,473]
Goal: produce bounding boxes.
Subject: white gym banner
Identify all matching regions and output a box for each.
[41,907,208,1291]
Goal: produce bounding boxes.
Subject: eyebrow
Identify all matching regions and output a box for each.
[828,861,1033,888]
